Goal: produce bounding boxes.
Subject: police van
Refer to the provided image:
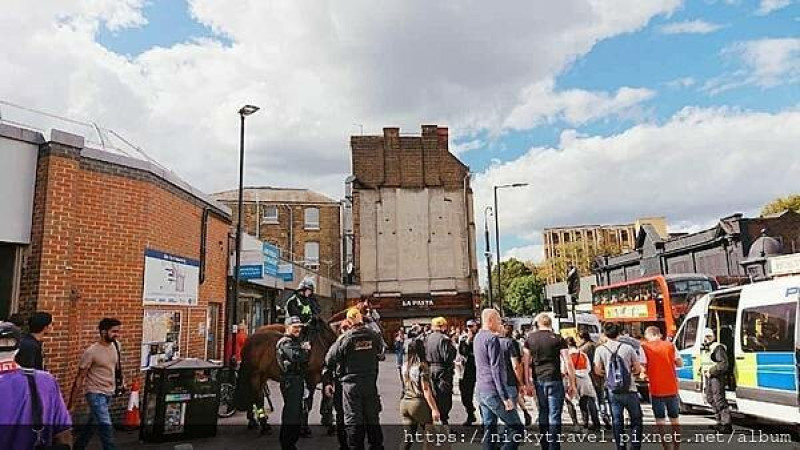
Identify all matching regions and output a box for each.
[674,255,799,426]
[509,312,602,342]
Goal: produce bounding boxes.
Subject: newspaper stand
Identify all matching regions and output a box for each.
[140,358,222,443]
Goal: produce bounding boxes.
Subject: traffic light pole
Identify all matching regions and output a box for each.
[484,207,494,309]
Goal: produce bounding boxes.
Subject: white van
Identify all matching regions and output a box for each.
[509,312,602,342]
[674,274,799,426]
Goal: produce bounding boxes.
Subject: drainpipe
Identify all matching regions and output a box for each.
[463,172,474,290]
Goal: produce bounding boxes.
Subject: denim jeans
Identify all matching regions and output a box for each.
[74,392,117,450]
[608,391,643,450]
[535,380,564,450]
[478,390,523,450]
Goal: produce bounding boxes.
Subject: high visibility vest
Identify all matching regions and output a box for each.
[699,342,723,376]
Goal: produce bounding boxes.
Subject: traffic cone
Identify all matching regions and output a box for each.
[124,379,141,430]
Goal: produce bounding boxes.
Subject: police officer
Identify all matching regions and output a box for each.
[323,324,350,450]
[277,316,311,450]
[324,308,385,450]
[286,278,321,327]
[424,316,457,425]
[458,319,478,425]
[699,328,732,433]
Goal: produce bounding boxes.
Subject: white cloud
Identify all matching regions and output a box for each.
[451,139,484,156]
[503,80,656,130]
[503,245,546,264]
[666,77,696,88]
[705,38,800,93]
[658,20,724,34]
[756,0,794,15]
[0,0,680,197]
[473,107,800,246]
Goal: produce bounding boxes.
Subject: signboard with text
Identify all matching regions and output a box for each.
[143,249,199,306]
[400,298,434,308]
[263,242,279,277]
[239,264,263,280]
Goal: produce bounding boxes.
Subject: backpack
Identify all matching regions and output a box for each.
[603,343,631,394]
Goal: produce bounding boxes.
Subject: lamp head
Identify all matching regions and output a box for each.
[239,105,260,116]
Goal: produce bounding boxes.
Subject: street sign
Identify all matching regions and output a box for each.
[262,242,279,277]
[238,264,263,280]
[277,263,293,282]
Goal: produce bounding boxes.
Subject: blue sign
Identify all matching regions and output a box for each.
[239,264,263,280]
[277,263,293,282]
[262,242,279,277]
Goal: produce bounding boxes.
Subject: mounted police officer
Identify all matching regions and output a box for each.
[277,316,311,450]
[424,316,457,425]
[286,278,321,332]
[324,308,385,450]
[699,328,732,434]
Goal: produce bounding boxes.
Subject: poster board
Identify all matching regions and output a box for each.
[143,249,199,306]
[141,310,181,369]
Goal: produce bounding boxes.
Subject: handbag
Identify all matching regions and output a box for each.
[23,369,71,450]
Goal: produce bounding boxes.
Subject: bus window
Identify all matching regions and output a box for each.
[677,316,699,350]
[740,302,796,353]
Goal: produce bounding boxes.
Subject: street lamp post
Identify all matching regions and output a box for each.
[493,183,528,316]
[231,104,259,364]
[483,206,494,309]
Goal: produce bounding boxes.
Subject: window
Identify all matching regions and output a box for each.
[262,205,278,224]
[741,302,796,352]
[676,316,699,350]
[304,242,320,269]
[304,207,320,229]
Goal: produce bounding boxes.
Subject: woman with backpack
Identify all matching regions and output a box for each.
[565,337,600,431]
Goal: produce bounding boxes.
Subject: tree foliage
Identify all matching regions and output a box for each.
[542,241,622,283]
[761,194,800,216]
[491,258,532,300]
[504,275,546,316]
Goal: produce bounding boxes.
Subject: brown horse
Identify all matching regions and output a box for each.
[234,316,340,434]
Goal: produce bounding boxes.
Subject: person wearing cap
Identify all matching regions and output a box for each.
[324,308,385,450]
[699,328,731,433]
[277,316,312,449]
[0,321,72,449]
[458,319,479,425]
[424,316,457,425]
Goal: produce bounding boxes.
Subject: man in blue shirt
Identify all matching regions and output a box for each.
[474,309,523,450]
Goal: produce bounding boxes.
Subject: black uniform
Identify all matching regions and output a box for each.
[324,324,385,450]
[424,330,457,425]
[277,334,310,450]
[702,341,732,432]
[322,353,348,450]
[458,334,477,423]
[15,333,44,370]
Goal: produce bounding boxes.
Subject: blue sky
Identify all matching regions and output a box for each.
[4,0,798,270]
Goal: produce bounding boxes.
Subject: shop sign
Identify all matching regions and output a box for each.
[278,263,294,282]
[238,264,263,280]
[263,242,280,277]
[401,298,434,308]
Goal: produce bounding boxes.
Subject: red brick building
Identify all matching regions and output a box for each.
[347,125,479,341]
[0,123,231,404]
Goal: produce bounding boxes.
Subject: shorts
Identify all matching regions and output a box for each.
[650,395,680,419]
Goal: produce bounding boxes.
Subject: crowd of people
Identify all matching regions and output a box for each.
[383,309,733,450]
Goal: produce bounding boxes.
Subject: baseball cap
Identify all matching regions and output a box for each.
[346,308,363,322]
[431,317,447,327]
[285,316,304,326]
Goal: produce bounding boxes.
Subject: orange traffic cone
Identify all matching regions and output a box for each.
[124,379,141,430]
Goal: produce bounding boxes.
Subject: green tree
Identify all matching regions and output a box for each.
[761,194,800,216]
[491,258,532,301]
[505,275,546,316]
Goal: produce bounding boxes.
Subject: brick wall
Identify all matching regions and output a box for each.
[18,139,230,406]
[223,200,341,280]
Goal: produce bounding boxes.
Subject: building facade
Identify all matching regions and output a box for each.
[212,187,342,281]
[0,123,231,408]
[542,217,666,283]
[349,125,479,341]
[594,211,800,286]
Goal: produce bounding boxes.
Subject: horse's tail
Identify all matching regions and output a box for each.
[234,342,257,411]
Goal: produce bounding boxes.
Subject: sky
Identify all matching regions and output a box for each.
[1,0,798,273]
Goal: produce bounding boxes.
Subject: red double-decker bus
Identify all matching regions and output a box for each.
[592,274,717,338]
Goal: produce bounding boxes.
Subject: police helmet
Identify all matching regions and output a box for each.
[297,278,315,292]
